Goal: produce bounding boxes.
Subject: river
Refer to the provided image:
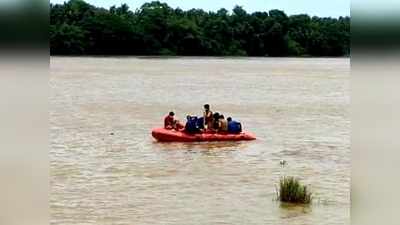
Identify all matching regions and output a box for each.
[50,57,350,225]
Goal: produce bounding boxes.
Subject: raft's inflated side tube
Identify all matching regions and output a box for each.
[151,127,256,142]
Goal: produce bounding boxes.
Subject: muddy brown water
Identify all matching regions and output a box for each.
[50,57,350,225]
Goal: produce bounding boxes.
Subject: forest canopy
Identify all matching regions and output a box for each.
[50,0,350,56]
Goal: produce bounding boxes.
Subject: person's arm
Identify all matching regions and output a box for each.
[218,120,222,132]
[203,111,206,127]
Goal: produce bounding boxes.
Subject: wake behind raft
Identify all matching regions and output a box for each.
[151,128,256,142]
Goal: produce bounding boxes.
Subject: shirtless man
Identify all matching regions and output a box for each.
[203,104,213,130]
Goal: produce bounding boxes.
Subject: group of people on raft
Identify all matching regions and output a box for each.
[164,104,242,134]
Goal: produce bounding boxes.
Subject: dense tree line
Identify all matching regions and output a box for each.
[50,0,350,56]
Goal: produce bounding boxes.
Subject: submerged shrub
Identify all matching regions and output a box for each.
[277,176,312,204]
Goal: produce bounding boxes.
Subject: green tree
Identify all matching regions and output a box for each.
[49,0,350,56]
[50,23,86,54]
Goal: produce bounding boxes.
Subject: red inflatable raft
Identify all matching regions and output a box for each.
[151,127,256,142]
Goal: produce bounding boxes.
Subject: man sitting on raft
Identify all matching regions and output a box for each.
[185,115,201,134]
[164,111,184,130]
[210,112,220,132]
[218,114,228,133]
[227,117,242,134]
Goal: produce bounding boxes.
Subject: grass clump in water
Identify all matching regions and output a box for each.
[277,176,312,204]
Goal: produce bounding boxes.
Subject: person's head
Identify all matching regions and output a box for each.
[204,104,210,111]
[186,115,191,120]
[220,114,225,119]
[227,117,232,122]
[213,112,220,119]
[169,111,175,117]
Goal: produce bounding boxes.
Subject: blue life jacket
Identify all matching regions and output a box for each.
[196,117,205,129]
[228,120,242,134]
[185,116,200,133]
